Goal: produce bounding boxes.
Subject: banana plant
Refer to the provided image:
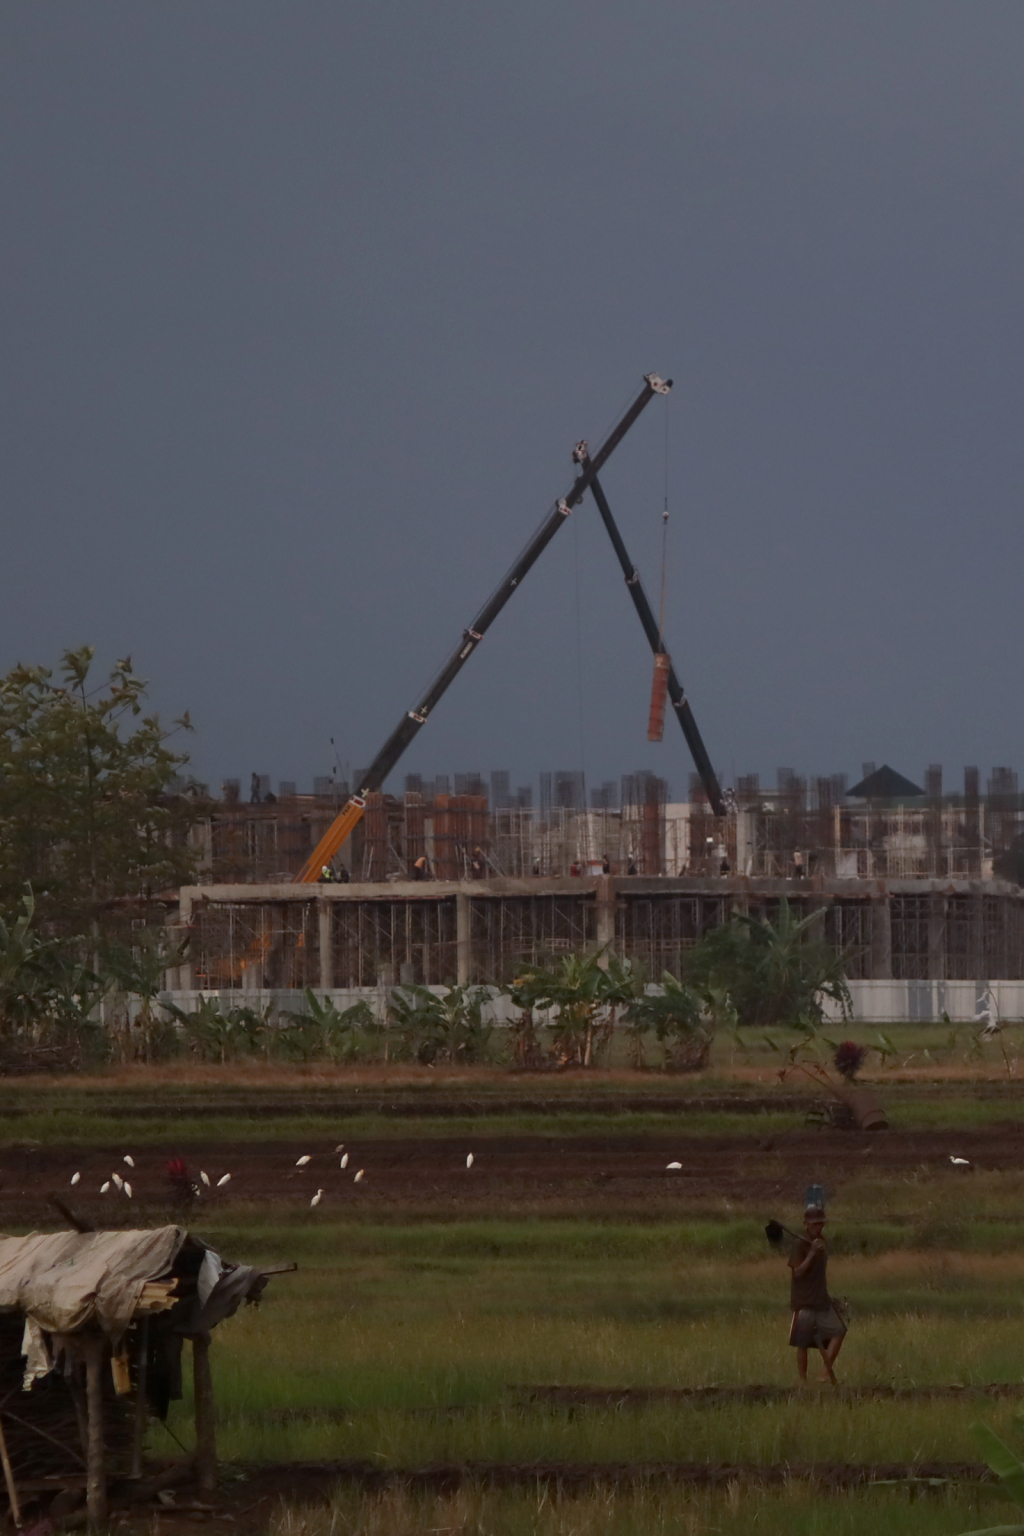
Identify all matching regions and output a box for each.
[279,990,376,1062]
[388,983,493,1065]
[623,972,726,1071]
[955,1423,1024,1535]
[508,950,637,1067]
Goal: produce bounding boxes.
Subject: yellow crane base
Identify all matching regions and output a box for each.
[293,797,367,883]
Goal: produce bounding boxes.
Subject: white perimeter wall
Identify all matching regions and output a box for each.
[155,982,1023,1025]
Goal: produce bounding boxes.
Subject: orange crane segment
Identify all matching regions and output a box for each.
[294,797,366,884]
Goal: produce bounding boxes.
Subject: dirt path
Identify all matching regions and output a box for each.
[0,1123,1019,1225]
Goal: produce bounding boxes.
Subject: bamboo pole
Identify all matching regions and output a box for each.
[0,1411,22,1528]
[191,1332,216,1495]
[84,1336,106,1531]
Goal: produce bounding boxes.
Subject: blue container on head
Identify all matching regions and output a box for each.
[804,1183,826,1214]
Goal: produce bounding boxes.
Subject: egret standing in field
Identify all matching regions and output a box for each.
[296,1155,312,1167]
[200,1170,211,1187]
[217,1173,231,1187]
[950,1156,970,1166]
[466,1153,474,1169]
[354,1170,365,1183]
[340,1154,349,1169]
[70,1172,81,1186]
[123,1155,135,1168]
[310,1189,324,1207]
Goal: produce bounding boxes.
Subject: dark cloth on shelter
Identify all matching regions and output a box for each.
[788,1236,830,1311]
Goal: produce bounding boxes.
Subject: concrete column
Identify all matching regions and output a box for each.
[318,900,333,992]
[595,876,616,956]
[870,896,892,980]
[456,891,471,985]
[178,891,193,992]
[928,893,946,981]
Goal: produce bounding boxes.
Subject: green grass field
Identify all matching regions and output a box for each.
[156,1211,1024,1532]
[7,1047,1024,1533]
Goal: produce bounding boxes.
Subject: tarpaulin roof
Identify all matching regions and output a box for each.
[0,1227,186,1337]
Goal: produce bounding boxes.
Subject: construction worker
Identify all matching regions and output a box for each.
[787,1201,846,1385]
[318,865,335,884]
[793,849,805,879]
[602,854,611,874]
[470,846,486,879]
[412,855,432,881]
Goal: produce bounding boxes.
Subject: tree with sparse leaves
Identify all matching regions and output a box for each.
[0,646,198,937]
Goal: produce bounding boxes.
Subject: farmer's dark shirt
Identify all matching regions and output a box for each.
[788,1237,830,1310]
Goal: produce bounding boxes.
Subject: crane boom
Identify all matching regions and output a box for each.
[584,465,726,817]
[295,373,671,882]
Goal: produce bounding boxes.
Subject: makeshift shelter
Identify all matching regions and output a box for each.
[0,1226,278,1530]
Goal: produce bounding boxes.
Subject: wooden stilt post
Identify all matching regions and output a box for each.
[192,1331,216,1495]
[84,1336,107,1531]
[0,1411,23,1528]
[131,1316,149,1480]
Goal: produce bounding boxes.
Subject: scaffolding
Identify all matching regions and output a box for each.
[176,875,1024,993]
[189,764,1024,887]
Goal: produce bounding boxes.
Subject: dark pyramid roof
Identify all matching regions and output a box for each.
[847,764,925,799]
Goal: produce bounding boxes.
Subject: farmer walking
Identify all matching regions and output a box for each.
[787,1198,846,1385]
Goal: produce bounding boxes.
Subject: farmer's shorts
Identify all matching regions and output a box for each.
[788,1305,847,1349]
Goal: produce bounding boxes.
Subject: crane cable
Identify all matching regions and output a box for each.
[658,392,670,649]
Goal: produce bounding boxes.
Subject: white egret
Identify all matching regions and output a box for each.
[200,1171,211,1187]
[296,1155,312,1167]
[100,1182,111,1194]
[334,1144,345,1153]
[310,1189,324,1207]
[111,1173,123,1190]
[217,1174,231,1187]
[340,1154,349,1169]
[354,1170,365,1182]
[123,1155,135,1168]
[950,1156,970,1166]
[466,1153,474,1169]
[70,1172,81,1186]
[123,1182,132,1199]
[666,1162,682,1171]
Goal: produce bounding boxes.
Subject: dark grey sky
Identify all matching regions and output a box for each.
[4,3,1024,799]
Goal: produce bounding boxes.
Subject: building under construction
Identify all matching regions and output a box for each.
[164,761,1024,1020]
